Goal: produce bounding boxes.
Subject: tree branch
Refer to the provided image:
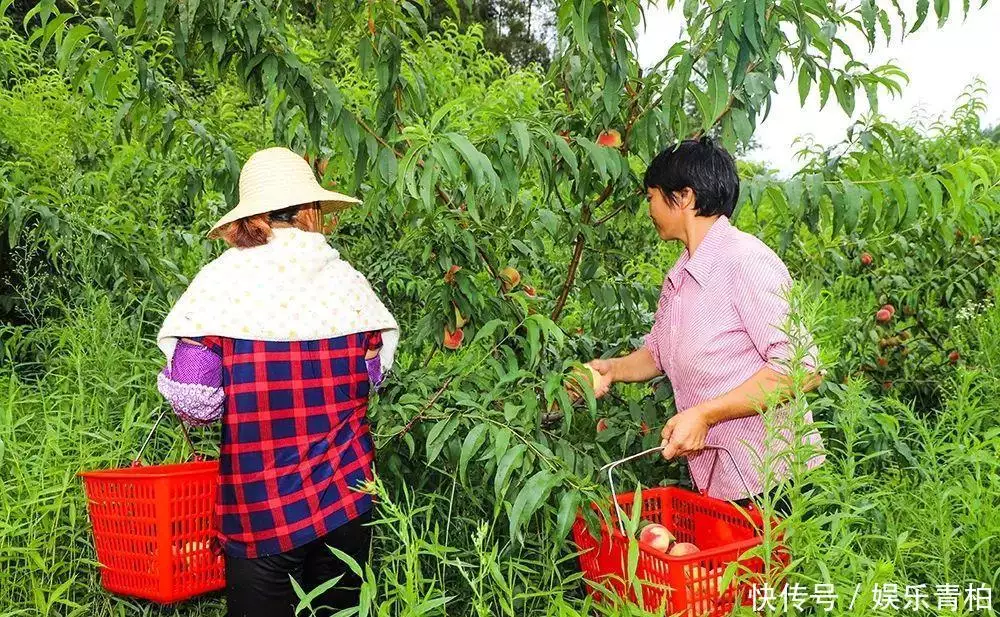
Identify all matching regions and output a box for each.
[550,183,613,322]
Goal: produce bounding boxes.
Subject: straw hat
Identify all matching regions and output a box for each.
[209,147,361,235]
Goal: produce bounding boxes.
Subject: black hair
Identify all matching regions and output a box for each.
[642,136,740,218]
[268,203,311,224]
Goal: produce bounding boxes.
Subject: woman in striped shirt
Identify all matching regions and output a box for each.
[587,137,825,508]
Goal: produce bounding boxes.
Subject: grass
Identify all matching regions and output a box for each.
[2,278,999,616]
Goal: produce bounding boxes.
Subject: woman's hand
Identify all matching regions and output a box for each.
[586,359,615,399]
[659,405,711,459]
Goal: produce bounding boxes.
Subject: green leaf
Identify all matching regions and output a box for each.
[818,70,832,110]
[471,318,505,346]
[554,490,581,541]
[446,132,487,185]
[508,469,557,541]
[861,0,877,46]
[524,317,541,365]
[934,0,950,26]
[292,573,345,612]
[425,415,460,465]
[841,180,862,233]
[377,147,398,185]
[553,135,579,180]
[731,107,753,144]
[57,24,93,72]
[689,84,712,130]
[742,0,762,52]
[602,72,622,116]
[924,176,943,213]
[797,66,812,106]
[834,76,856,116]
[458,423,489,483]
[179,0,201,42]
[900,177,921,228]
[495,443,528,499]
[912,0,930,31]
[878,9,892,43]
[576,137,608,182]
[708,63,728,121]
[511,121,531,165]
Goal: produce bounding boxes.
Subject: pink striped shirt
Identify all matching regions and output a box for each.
[644,216,825,500]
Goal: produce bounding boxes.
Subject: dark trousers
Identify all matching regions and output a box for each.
[224,510,372,617]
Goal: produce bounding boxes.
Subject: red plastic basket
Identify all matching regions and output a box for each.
[78,461,225,603]
[572,446,787,617]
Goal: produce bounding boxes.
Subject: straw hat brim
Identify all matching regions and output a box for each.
[208,187,361,235]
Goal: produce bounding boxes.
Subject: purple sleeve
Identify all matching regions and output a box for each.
[366,355,384,391]
[157,341,224,426]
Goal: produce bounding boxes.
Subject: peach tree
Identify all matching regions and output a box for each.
[753,92,1000,410]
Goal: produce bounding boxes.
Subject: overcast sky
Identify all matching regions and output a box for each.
[635,2,1000,174]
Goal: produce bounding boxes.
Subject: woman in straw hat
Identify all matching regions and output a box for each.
[156,147,399,616]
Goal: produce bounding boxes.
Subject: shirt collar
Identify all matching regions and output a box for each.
[670,216,731,288]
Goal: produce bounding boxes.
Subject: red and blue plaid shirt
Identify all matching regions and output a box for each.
[196,331,381,558]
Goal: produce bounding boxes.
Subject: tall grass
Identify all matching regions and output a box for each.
[4,279,998,615]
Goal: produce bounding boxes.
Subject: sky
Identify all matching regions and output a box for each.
[635,2,1000,174]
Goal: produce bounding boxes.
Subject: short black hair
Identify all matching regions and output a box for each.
[642,137,740,218]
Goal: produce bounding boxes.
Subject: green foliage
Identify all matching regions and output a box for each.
[742,87,1000,407]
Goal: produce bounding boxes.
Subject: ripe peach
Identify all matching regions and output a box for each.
[597,129,622,148]
[444,265,461,283]
[860,253,873,266]
[567,364,600,401]
[948,350,960,364]
[638,523,674,552]
[687,565,727,594]
[668,542,700,557]
[684,565,710,594]
[443,326,464,350]
[876,309,892,323]
[500,266,521,290]
[881,304,896,316]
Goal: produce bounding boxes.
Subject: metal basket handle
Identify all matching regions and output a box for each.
[132,408,203,466]
[599,444,754,536]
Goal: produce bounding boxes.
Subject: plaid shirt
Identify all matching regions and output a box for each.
[197,331,381,559]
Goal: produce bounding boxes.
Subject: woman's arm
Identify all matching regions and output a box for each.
[659,366,823,459]
[587,347,661,397]
[157,339,225,426]
[366,331,386,390]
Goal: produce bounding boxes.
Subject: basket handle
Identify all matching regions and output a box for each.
[599,444,754,536]
[132,408,203,466]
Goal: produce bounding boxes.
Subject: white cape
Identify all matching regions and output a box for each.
[157,227,399,372]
